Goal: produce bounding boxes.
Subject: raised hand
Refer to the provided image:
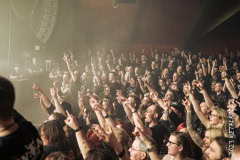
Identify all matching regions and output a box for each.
[135,127,153,147]
[32,83,40,90]
[183,81,193,95]
[182,97,191,112]
[64,110,80,130]
[50,87,58,99]
[33,93,40,99]
[150,91,159,102]
[89,96,102,111]
[92,124,113,144]
[195,80,204,90]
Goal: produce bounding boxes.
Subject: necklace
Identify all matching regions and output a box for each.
[0,122,16,132]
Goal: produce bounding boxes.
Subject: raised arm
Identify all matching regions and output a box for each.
[65,111,90,159]
[183,97,204,149]
[223,73,238,99]
[185,82,210,128]
[89,96,105,128]
[33,83,52,108]
[195,80,215,109]
[63,53,77,82]
[50,87,66,116]
[93,124,130,160]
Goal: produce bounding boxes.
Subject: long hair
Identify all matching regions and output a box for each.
[171,132,193,158]
[211,107,229,137]
[39,120,68,146]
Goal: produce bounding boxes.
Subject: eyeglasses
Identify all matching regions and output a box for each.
[209,114,221,118]
[167,140,179,146]
[130,147,143,152]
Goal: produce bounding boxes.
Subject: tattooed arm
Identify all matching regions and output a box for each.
[186,111,204,150]
[182,97,204,150]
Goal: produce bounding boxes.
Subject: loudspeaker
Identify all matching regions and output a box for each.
[35,0,59,43]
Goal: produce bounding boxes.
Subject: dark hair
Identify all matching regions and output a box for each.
[45,152,70,160]
[39,120,68,146]
[85,149,112,160]
[154,104,163,120]
[51,112,66,128]
[171,132,193,158]
[0,76,15,120]
[214,137,230,159]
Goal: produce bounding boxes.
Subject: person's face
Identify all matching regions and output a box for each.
[135,67,139,75]
[205,140,222,160]
[236,73,240,80]
[102,74,107,81]
[109,73,115,82]
[141,97,150,106]
[186,65,190,71]
[163,69,169,76]
[177,66,182,74]
[128,66,133,73]
[82,72,88,80]
[63,73,70,82]
[130,78,136,87]
[211,82,216,90]
[173,73,178,82]
[155,54,159,61]
[165,91,173,101]
[145,105,156,123]
[141,55,146,62]
[200,102,210,115]
[209,110,222,125]
[166,135,181,156]
[129,139,146,160]
[198,68,203,76]
[197,63,201,70]
[158,79,164,86]
[151,61,156,68]
[136,57,140,64]
[78,97,84,107]
[40,128,48,146]
[102,98,109,110]
[104,87,110,95]
[203,131,211,147]
[168,62,173,69]
[214,83,222,92]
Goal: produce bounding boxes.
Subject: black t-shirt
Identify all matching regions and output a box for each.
[150,123,170,154]
[47,102,72,115]
[0,110,43,159]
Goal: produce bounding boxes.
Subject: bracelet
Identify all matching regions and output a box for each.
[74,126,82,132]
[162,110,168,114]
[117,148,125,158]
[104,114,110,119]
[147,146,156,153]
[132,110,137,113]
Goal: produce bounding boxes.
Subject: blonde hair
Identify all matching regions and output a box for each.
[112,127,132,150]
[206,127,224,143]
[211,107,229,137]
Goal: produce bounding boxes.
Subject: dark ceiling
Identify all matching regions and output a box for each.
[0,0,240,54]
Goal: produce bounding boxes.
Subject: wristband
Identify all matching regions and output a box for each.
[74,126,82,132]
[117,148,125,158]
[147,146,156,153]
[104,114,110,119]
[132,110,137,113]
